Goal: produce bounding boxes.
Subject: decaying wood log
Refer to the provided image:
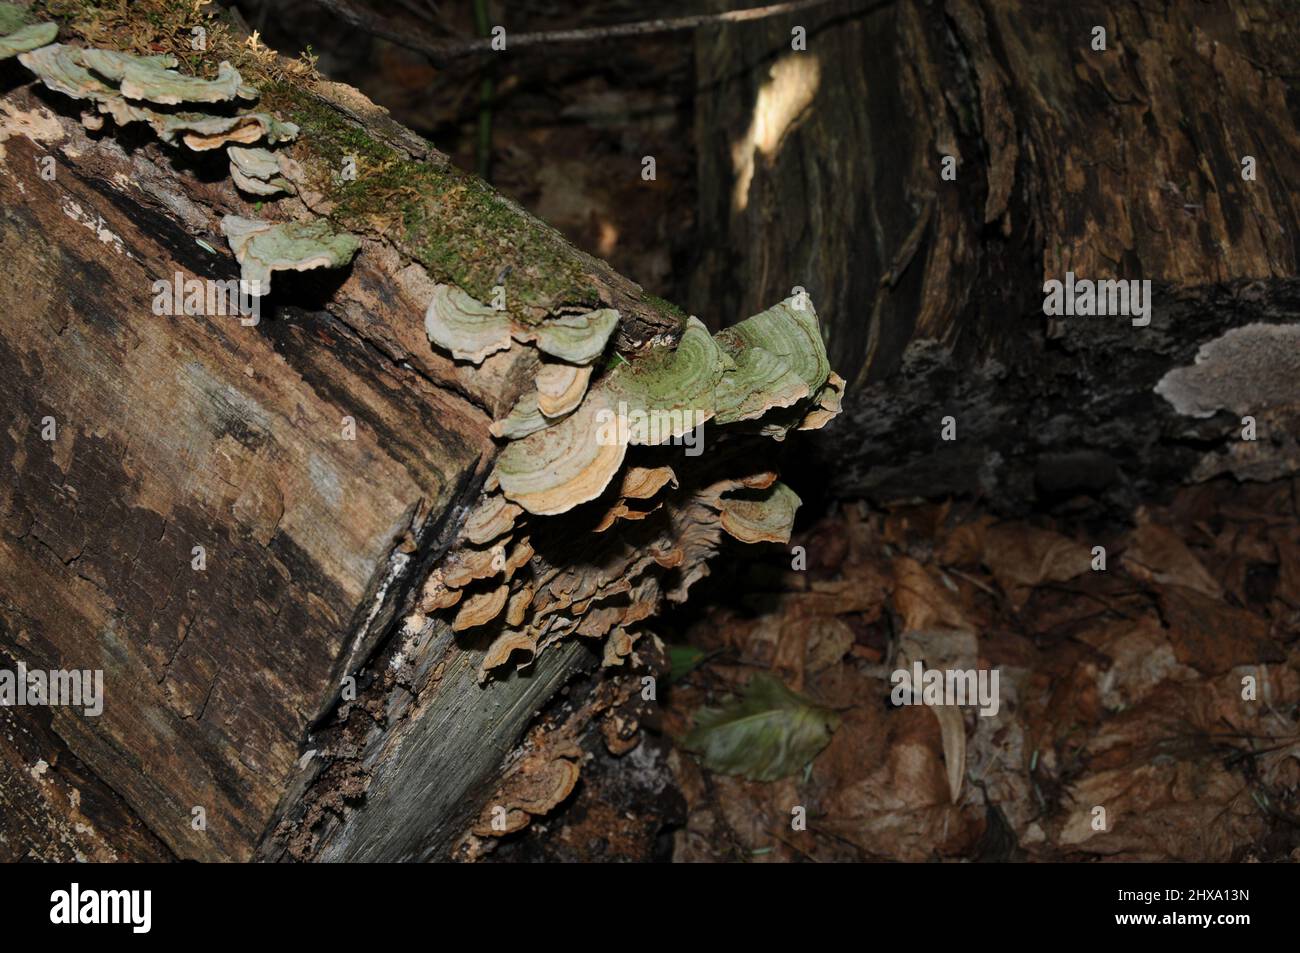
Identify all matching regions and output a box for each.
[0,1,838,861]
[693,0,1300,511]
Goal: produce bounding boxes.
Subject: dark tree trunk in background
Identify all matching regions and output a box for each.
[693,0,1300,512]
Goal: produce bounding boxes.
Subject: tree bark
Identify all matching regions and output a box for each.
[692,0,1300,512]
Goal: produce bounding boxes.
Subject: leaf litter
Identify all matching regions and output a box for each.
[659,477,1300,862]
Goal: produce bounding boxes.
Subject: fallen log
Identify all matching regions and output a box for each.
[0,1,838,861]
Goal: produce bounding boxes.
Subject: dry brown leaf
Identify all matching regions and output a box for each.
[1123,523,1222,598]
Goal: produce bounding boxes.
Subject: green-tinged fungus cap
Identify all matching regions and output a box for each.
[0,2,31,33]
[228,145,292,196]
[514,308,619,365]
[18,44,114,100]
[719,296,831,395]
[489,391,552,440]
[604,316,723,442]
[79,51,256,105]
[714,344,811,425]
[0,20,56,60]
[159,112,297,150]
[220,215,361,296]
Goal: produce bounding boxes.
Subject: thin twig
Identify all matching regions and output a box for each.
[307,0,847,62]
[472,0,494,181]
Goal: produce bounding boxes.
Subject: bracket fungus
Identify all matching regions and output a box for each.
[716,481,802,545]
[424,284,619,368]
[158,111,298,151]
[799,371,846,431]
[75,49,257,105]
[715,296,843,436]
[535,362,593,418]
[228,145,294,196]
[603,316,725,439]
[416,288,844,689]
[495,391,630,516]
[489,392,552,441]
[714,344,810,425]
[424,284,515,364]
[619,465,678,500]
[514,308,619,365]
[717,297,831,395]
[463,496,524,546]
[451,584,510,633]
[0,4,56,60]
[220,215,361,295]
[477,297,838,519]
[17,43,297,153]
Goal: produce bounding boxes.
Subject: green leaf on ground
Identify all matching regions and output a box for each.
[684,673,839,781]
[669,645,707,682]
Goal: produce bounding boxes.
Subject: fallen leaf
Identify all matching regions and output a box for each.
[684,673,839,781]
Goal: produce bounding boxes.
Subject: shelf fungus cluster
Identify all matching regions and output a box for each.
[10,12,359,293]
[18,42,296,149]
[420,289,844,683]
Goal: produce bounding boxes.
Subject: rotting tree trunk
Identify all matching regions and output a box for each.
[0,1,806,863]
[0,81,499,861]
[693,0,1300,511]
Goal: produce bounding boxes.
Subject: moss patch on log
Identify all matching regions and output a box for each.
[267,90,601,312]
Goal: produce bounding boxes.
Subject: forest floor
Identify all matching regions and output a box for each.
[479,476,1300,862]
[478,478,1300,858]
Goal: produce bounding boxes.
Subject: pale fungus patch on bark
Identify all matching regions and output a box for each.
[228,145,293,196]
[0,99,65,162]
[1155,324,1300,418]
[220,215,361,295]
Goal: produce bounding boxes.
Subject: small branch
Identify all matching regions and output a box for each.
[306,0,849,62]
[472,0,494,181]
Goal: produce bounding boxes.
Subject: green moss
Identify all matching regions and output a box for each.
[269,87,603,311]
[641,293,687,326]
